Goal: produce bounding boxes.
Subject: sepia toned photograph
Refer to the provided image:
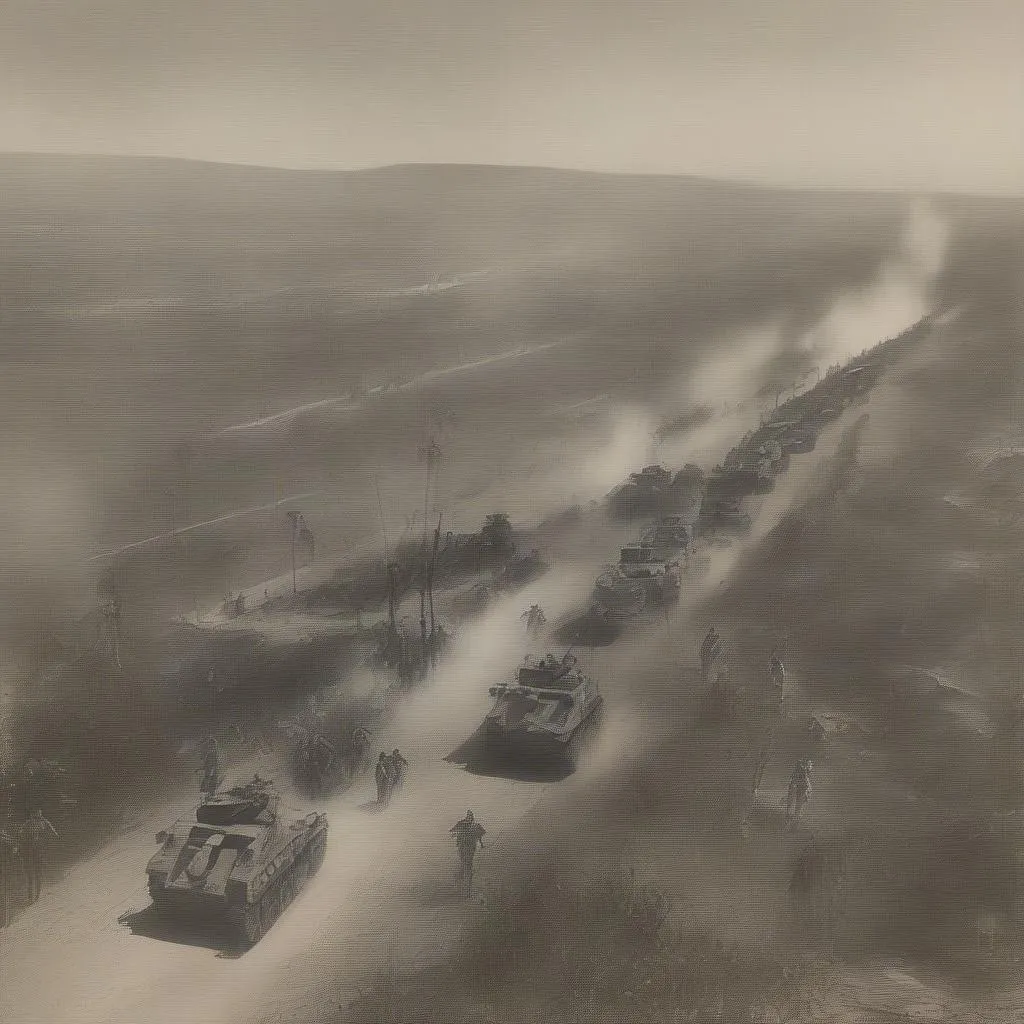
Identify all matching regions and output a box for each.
[1,2,1022,1022]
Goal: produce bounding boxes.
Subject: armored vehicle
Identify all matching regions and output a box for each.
[614,543,682,605]
[592,566,648,618]
[642,515,693,558]
[699,495,753,532]
[606,464,674,519]
[668,464,706,524]
[722,436,788,492]
[146,776,327,947]
[706,459,774,502]
[483,654,603,764]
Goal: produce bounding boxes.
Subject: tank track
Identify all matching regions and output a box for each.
[230,829,327,949]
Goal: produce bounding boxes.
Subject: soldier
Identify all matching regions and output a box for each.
[768,649,786,705]
[521,604,546,638]
[199,735,220,798]
[700,627,723,686]
[387,749,409,795]
[751,729,774,795]
[1,823,18,927]
[18,809,59,903]
[375,752,394,806]
[450,810,486,895]
[789,840,844,946]
[350,726,372,775]
[308,734,337,793]
[785,759,814,830]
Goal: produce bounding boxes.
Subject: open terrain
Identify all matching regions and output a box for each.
[1,156,1023,1022]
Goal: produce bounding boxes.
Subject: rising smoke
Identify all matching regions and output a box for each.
[798,199,950,367]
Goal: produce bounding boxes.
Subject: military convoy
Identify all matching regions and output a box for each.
[606,463,708,523]
[146,776,327,947]
[136,320,918,947]
[482,654,604,766]
[583,324,920,639]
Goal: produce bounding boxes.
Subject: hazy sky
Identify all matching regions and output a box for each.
[2,0,1022,190]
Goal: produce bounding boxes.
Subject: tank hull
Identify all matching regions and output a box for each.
[483,698,604,766]
[592,576,647,618]
[146,806,327,948]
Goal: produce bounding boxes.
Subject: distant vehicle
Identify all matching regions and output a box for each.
[724,434,789,482]
[615,544,682,605]
[592,566,648,618]
[642,515,693,558]
[606,465,674,519]
[667,464,707,525]
[707,463,773,502]
[146,776,327,948]
[699,495,753,532]
[482,654,604,765]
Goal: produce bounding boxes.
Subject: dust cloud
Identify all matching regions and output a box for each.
[799,199,950,367]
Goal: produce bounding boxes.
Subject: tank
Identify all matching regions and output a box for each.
[707,461,773,502]
[146,776,327,947]
[642,516,692,558]
[483,654,603,764]
[699,495,752,532]
[614,543,682,605]
[606,464,674,519]
[592,566,648,618]
[668,464,706,524]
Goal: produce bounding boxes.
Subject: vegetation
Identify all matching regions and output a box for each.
[344,857,827,1024]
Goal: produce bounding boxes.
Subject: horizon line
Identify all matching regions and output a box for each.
[0,149,1020,200]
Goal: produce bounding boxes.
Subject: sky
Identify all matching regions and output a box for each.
[1,0,1022,191]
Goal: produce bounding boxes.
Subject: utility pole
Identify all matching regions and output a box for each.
[427,513,442,671]
[387,563,399,639]
[285,510,303,595]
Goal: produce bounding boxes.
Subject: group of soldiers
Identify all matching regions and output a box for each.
[699,626,838,940]
[294,724,373,795]
[1,758,69,926]
[699,626,812,829]
[374,749,409,806]
[1,805,61,928]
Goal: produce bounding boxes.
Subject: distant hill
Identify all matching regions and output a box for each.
[0,152,1020,607]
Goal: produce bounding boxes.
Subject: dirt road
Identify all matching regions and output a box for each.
[0,565,652,1024]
